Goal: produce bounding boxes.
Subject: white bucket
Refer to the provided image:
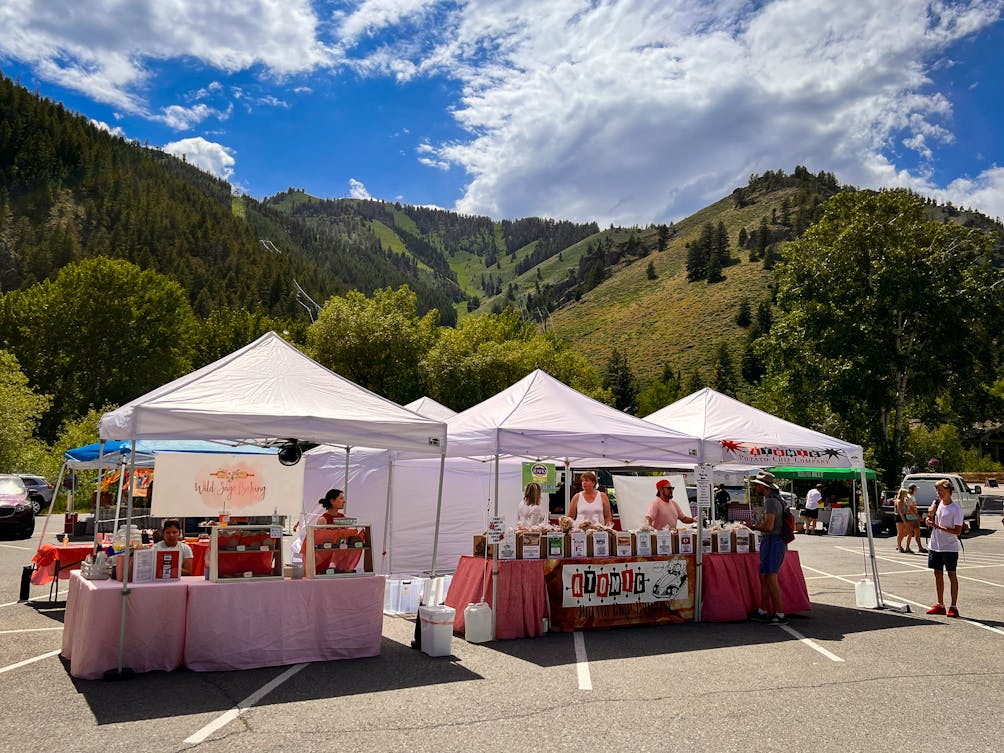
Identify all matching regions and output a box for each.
[419,605,456,657]
[855,579,878,608]
[464,602,492,643]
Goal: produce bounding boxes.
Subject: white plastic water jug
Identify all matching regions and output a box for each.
[855,578,878,608]
[464,602,492,643]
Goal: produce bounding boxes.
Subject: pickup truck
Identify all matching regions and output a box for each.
[879,474,982,532]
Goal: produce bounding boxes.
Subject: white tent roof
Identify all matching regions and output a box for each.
[444,369,699,464]
[99,331,447,453]
[404,396,457,421]
[644,387,861,467]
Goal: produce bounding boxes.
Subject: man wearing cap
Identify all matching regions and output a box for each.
[749,471,788,624]
[803,483,823,535]
[645,479,695,529]
[925,478,964,618]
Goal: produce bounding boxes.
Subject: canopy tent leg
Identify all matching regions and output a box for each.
[380,458,395,575]
[109,439,138,680]
[858,462,909,613]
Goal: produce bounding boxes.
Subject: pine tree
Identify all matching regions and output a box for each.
[735,298,752,327]
[712,342,738,396]
[602,348,638,413]
[646,260,657,280]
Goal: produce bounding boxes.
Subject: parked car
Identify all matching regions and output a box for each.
[0,474,35,539]
[887,474,983,532]
[18,474,53,515]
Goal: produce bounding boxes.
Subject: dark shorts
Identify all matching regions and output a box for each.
[801,508,819,519]
[928,550,959,572]
[895,514,905,524]
[759,535,786,574]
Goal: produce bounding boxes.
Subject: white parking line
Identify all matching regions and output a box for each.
[0,595,60,609]
[0,649,61,674]
[572,631,592,691]
[0,627,62,634]
[183,662,308,746]
[776,624,844,662]
[0,543,33,551]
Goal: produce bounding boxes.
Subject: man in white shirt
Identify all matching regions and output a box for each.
[802,483,823,535]
[925,479,964,618]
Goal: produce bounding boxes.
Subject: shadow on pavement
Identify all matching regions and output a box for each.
[70,636,482,725]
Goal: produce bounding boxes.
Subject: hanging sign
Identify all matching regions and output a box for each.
[522,462,557,493]
[487,516,505,543]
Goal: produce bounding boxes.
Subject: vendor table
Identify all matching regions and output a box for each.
[61,572,190,680]
[699,551,811,621]
[31,543,94,586]
[184,575,386,671]
[445,551,811,638]
[444,557,548,639]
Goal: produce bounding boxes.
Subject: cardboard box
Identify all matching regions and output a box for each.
[615,532,633,557]
[588,530,611,557]
[498,537,516,560]
[677,530,696,555]
[473,534,496,558]
[545,532,567,558]
[569,531,588,558]
[518,531,542,559]
[715,529,732,554]
[700,529,713,554]
[655,530,675,555]
[733,528,752,553]
[634,531,654,557]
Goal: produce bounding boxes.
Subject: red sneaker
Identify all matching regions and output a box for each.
[926,604,947,615]
[946,606,960,618]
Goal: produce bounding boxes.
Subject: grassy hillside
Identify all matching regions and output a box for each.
[548,189,804,386]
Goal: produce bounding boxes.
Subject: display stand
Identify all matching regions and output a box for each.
[208,524,283,581]
[303,524,373,577]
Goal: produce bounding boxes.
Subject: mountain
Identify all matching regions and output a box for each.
[3,73,1002,392]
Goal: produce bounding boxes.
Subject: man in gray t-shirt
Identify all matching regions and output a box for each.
[749,471,787,624]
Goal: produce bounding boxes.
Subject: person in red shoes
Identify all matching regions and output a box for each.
[925,478,964,618]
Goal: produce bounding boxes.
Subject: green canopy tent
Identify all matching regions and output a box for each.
[769,466,882,522]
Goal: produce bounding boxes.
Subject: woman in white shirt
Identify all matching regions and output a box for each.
[568,471,613,525]
[517,482,548,527]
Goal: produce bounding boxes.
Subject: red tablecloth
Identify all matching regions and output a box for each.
[700,551,811,621]
[444,556,548,639]
[61,572,191,679]
[184,575,385,671]
[446,551,811,636]
[189,540,209,576]
[31,544,94,585]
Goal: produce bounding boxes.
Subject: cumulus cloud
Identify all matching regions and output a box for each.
[89,119,125,138]
[348,178,372,199]
[353,0,1003,224]
[0,0,337,115]
[157,103,232,130]
[162,137,236,181]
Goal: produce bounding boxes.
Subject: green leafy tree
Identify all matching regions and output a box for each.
[421,308,601,410]
[0,350,51,472]
[602,348,638,413]
[755,189,1000,482]
[0,257,197,438]
[636,363,683,416]
[307,285,439,405]
[193,307,304,367]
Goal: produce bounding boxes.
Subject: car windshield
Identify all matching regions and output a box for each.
[0,478,26,494]
[909,481,940,507]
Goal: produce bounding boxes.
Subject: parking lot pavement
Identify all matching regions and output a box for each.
[0,519,1001,753]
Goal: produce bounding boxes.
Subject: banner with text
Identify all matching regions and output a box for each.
[151,452,304,519]
[522,462,557,493]
[544,556,695,630]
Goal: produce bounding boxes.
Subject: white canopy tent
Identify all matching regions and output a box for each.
[645,387,895,614]
[96,331,448,675]
[304,369,702,576]
[404,396,457,421]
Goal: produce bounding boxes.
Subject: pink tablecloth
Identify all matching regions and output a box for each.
[700,551,811,621]
[184,575,386,671]
[31,544,94,585]
[61,572,191,680]
[444,556,548,639]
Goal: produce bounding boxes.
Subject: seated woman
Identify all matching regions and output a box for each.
[153,518,194,575]
[567,471,613,526]
[517,482,547,527]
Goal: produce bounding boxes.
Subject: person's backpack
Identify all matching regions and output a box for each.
[781,505,796,544]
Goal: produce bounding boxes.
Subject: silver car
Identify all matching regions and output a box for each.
[18,474,53,515]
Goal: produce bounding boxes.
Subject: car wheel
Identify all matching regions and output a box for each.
[29,495,42,515]
[21,520,35,539]
[969,503,980,533]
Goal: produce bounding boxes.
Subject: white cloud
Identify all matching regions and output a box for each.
[89,118,125,138]
[161,137,236,181]
[353,0,1003,224]
[157,103,231,130]
[348,178,372,199]
[0,0,337,115]
[335,0,437,44]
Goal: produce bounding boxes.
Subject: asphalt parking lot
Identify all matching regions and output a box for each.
[1,518,1001,753]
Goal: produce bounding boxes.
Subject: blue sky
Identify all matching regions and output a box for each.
[1,0,1002,226]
